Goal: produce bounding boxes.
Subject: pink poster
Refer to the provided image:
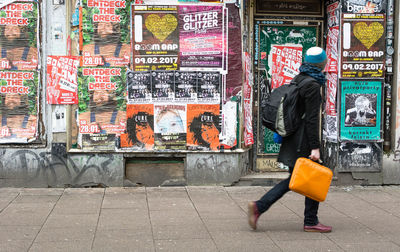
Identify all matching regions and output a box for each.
[243,52,253,146]
[325,72,337,116]
[325,26,339,73]
[47,56,79,104]
[269,45,302,89]
[179,5,224,71]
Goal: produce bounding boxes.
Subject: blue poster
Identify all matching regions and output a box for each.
[340,79,382,141]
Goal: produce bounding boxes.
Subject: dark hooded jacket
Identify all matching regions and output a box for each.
[277,73,322,170]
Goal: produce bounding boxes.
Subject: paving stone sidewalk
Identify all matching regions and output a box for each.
[1,186,400,252]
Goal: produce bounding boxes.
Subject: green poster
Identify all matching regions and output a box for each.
[78,67,127,137]
[81,0,130,67]
[340,80,382,141]
[0,1,39,71]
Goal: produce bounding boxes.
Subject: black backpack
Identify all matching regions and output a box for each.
[261,75,312,137]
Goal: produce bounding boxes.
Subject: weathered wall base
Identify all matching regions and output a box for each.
[0,145,124,188]
[186,151,249,186]
[383,152,400,184]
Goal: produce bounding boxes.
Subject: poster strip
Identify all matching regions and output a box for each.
[243,52,253,146]
[47,56,80,104]
[340,79,382,141]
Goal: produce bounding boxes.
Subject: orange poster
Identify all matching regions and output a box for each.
[120,104,154,150]
[187,104,220,151]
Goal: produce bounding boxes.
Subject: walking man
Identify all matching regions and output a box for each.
[248,47,332,233]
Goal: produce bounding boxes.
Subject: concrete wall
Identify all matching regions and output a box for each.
[0,144,124,187]
[186,151,249,186]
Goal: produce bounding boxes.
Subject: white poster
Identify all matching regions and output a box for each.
[52,105,66,133]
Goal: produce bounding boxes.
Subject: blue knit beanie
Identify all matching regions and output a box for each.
[304,47,327,64]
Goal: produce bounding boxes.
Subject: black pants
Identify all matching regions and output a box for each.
[255,173,319,226]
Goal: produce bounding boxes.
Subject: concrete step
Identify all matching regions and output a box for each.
[234,172,290,186]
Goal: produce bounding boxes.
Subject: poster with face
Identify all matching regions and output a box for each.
[341,13,386,78]
[174,71,197,103]
[0,70,38,143]
[154,104,186,150]
[133,5,179,71]
[197,72,220,104]
[47,56,80,104]
[78,67,127,137]
[340,79,382,141]
[269,45,302,89]
[187,104,220,151]
[179,5,224,71]
[81,0,130,67]
[151,71,175,103]
[120,104,154,150]
[127,70,152,104]
[0,1,39,71]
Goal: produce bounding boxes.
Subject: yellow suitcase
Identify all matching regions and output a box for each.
[289,158,333,202]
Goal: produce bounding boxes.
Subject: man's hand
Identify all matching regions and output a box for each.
[309,148,320,161]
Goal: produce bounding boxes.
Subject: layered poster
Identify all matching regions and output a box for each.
[120,104,154,150]
[0,70,38,143]
[340,79,382,141]
[133,5,179,71]
[81,0,130,67]
[47,56,80,104]
[0,1,39,70]
[269,45,302,89]
[325,26,339,73]
[187,104,220,151]
[154,104,186,150]
[179,5,224,71]
[78,67,127,136]
[341,13,386,78]
[127,70,152,104]
[243,52,253,146]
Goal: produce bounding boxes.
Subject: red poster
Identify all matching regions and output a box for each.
[325,26,339,73]
[47,56,79,104]
[325,72,337,116]
[270,45,302,89]
[187,104,220,151]
[243,52,253,146]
